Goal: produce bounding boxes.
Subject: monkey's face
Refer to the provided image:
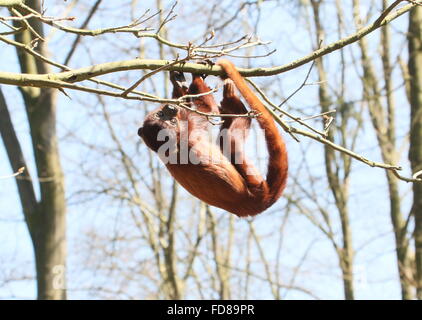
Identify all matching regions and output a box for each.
[138,104,180,153]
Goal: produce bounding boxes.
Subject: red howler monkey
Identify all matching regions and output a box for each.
[138,59,288,217]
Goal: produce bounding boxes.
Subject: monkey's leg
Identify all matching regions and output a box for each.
[219,78,250,132]
[170,71,189,98]
[219,79,264,189]
[188,74,219,114]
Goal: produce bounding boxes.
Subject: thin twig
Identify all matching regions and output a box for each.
[373,0,403,25]
[156,1,178,34]
[19,2,152,36]
[11,8,44,41]
[0,167,25,180]
[121,54,185,97]
[286,110,337,122]
[247,77,327,137]
[63,0,102,65]
[0,33,159,100]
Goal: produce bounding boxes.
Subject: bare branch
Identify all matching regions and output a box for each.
[63,0,102,65]
[0,0,23,7]
[156,1,177,34]
[0,166,25,179]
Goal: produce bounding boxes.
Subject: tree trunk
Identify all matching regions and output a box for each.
[2,0,67,299]
[311,0,355,300]
[408,5,422,300]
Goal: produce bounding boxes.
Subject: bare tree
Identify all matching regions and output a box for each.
[308,0,356,300]
[352,0,414,299]
[0,0,66,299]
[408,4,422,300]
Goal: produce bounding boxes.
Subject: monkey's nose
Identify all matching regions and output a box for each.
[162,105,178,118]
[137,127,143,137]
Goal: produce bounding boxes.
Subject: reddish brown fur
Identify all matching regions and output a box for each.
[138,61,288,217]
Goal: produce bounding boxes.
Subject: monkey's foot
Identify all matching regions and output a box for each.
[170,71,187,88]
[223,79,236,98]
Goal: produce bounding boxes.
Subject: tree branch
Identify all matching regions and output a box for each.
[0,2,417,89]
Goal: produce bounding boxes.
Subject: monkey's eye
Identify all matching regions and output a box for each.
[155,111,164,119]
[170,118,177,125]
